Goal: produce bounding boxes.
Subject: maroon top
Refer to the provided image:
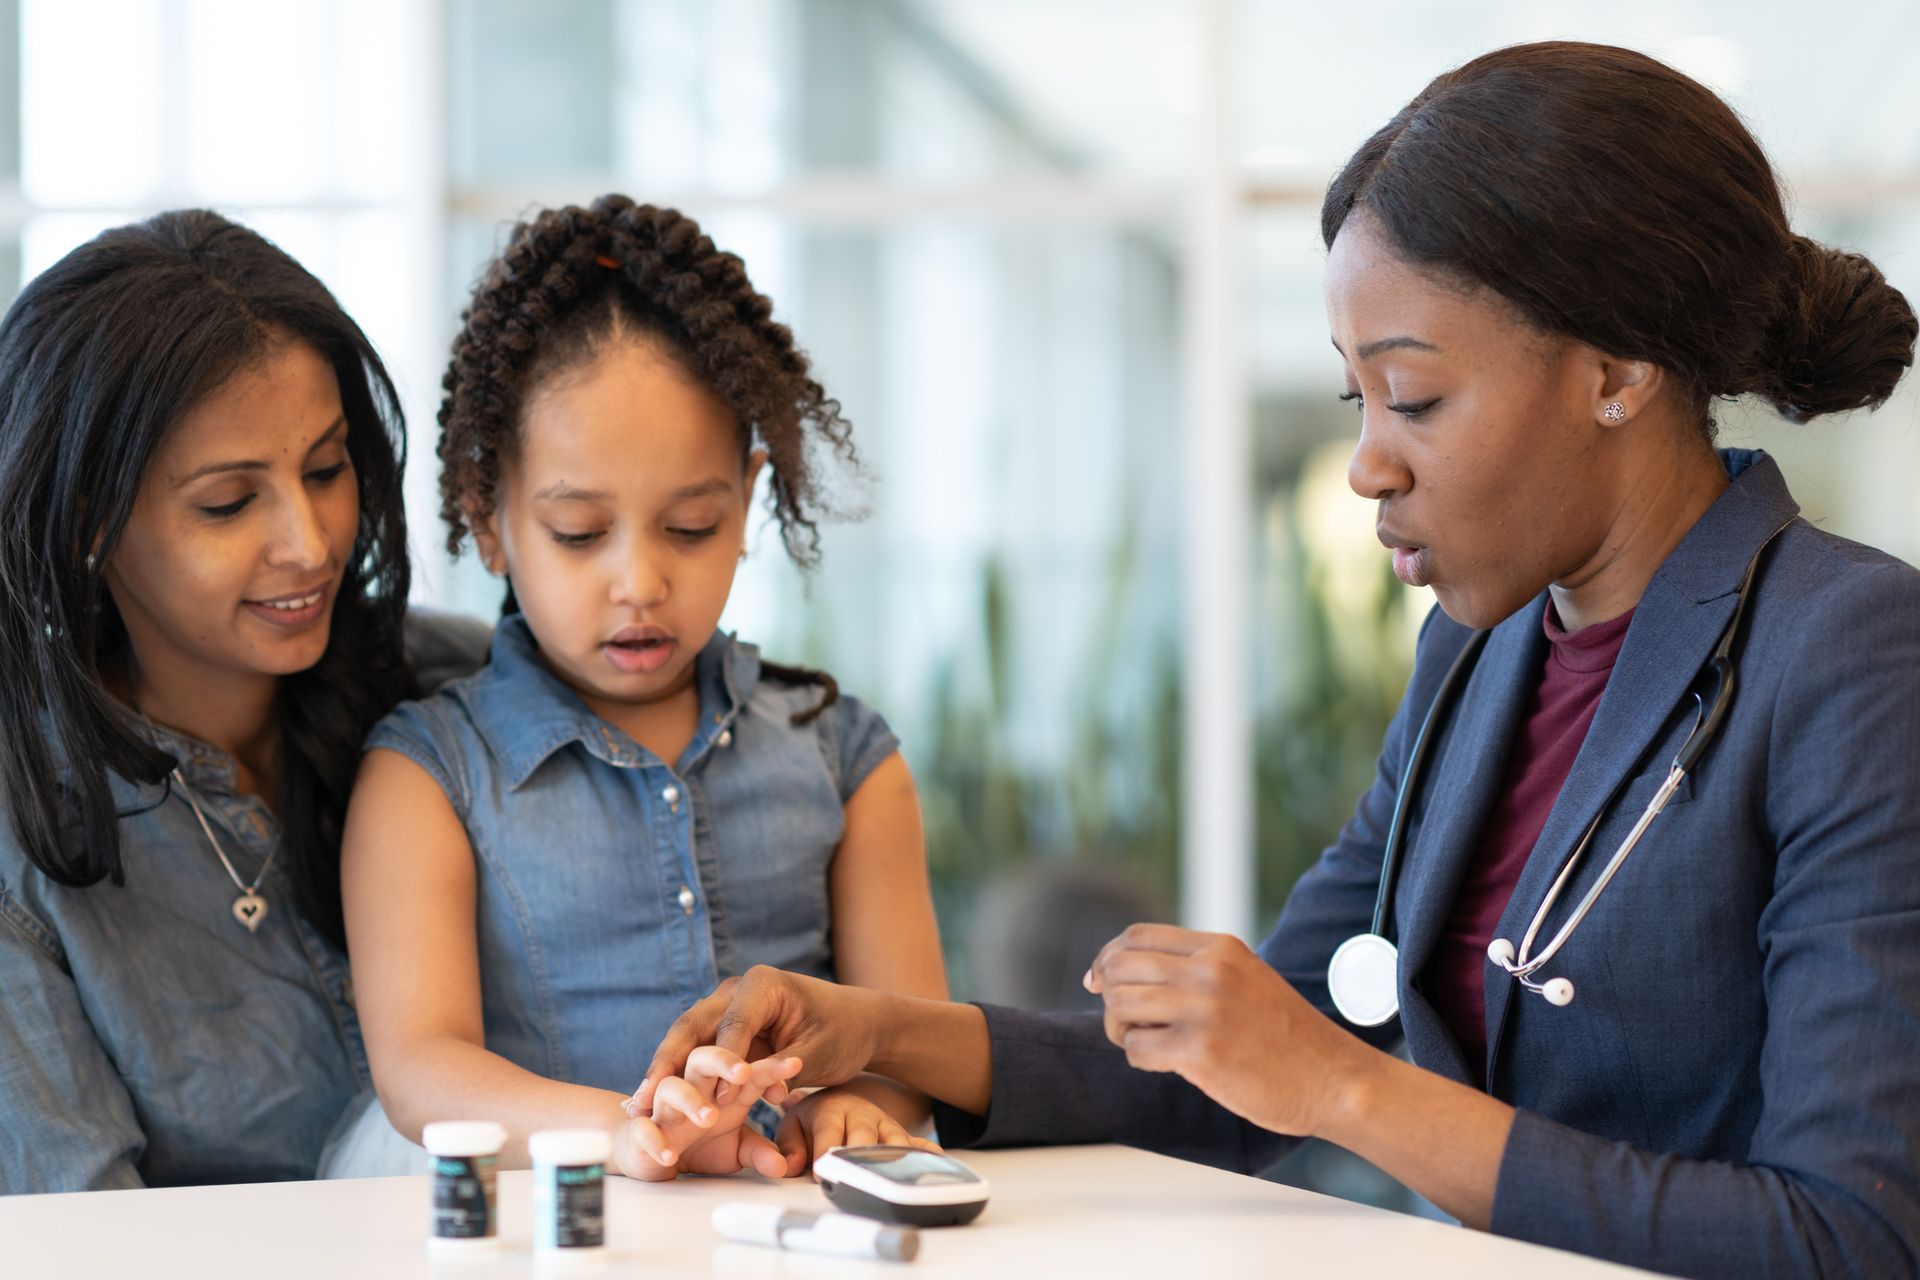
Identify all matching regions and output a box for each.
[1421,600,1635,1075]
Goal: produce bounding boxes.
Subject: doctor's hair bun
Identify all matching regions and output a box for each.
[1759,237,1917,423]
[1322,40,1917,431]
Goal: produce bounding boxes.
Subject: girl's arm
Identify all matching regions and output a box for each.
[341,748,786,1177]
[814,752,948,1133]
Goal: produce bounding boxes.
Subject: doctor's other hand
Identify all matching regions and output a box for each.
[1085,923,1371,1139]
[633,967,887,1116]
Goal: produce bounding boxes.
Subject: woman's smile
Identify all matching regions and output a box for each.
[242,582,332,629]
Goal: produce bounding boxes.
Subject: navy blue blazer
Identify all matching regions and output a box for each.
[934,451,1920,1278]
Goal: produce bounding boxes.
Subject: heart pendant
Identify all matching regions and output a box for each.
[232,891,268,934]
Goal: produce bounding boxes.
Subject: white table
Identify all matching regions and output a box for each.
[3,1144,1653,1278]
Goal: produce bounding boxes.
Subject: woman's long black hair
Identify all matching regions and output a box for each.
[0,209,413,948]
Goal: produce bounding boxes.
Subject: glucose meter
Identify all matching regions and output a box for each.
[813,1145,991,1227]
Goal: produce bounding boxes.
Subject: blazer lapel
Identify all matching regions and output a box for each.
[1391,604,1546,1079]
[1481,450,1801,1080]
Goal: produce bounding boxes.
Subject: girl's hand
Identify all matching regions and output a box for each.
[1084,924,1370,1139]
[774,1087,943,1176]
[612,1045,801,1182]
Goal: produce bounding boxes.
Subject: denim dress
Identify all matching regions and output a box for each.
[364,615,899,1096]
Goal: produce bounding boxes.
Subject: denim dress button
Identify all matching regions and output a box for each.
[677,884,696,914]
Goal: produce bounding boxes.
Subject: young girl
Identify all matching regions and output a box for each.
[342,196,947,1180]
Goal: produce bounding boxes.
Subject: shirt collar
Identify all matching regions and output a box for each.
[126,719,240,795]
[469,614,761,791]
[1650,448,1802,605]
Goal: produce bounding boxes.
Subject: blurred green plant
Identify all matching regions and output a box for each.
[906,431,1419,970]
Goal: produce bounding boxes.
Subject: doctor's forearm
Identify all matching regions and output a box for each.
[1318,1049,1514,1229]
[868,993,993,1116]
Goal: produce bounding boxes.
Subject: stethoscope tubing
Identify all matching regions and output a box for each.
[1341,516,1793,1018]
[1369,628,1489,939]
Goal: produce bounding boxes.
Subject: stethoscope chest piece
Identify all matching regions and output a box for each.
[1328,932,1401,1027]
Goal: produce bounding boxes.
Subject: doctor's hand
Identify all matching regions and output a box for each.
[1085,923,1371,1139]
[632,967,889,1116]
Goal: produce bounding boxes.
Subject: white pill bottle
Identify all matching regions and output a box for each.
[422,1120,507,1256]
[530,1128,611,1262]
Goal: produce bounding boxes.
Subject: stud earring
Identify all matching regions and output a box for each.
[84,552,97,573]
[1603,401,1627,423]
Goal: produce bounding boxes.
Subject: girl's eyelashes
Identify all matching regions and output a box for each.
[543,521,723,547]
[1339,391,1363,411]
[308,461,350,484]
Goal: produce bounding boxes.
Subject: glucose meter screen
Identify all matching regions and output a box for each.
[840,1148,981,1186]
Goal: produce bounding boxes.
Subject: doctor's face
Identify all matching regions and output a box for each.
[1324,214,1620,631]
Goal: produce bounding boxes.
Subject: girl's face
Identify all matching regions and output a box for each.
[105,340,358,695]
[478,339,762,715]
[1324,213,1635,630]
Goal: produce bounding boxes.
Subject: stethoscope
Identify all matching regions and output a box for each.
[1325,522,1788,1028]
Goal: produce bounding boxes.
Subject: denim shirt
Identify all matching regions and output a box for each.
[0,609,492,1195]
[0,730,363,1193]
[364,614,898,1096]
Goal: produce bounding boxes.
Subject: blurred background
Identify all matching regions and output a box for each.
[6,0,1917,1209]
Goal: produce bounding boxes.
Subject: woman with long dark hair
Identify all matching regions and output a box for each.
[634,43,1920,1277]
[0,210,445,1190]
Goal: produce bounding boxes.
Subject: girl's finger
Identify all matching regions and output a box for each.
[623,1115,680,1169]
[807,1104,848,1169]
[685,1044,755,1090]
[843,1110,881,1152]
[735,1126,791,1179]
[650,1075,718,1130]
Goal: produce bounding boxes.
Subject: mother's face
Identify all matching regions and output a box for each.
[104,340,359,692]
[1324,214,1626,630]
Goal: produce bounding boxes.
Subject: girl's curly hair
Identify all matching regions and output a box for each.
[437,194,857,566]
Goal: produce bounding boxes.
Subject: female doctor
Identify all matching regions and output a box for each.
[636,42,1920,1278]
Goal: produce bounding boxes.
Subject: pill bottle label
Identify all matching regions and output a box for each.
[535,1162,606,1250]
[431,1154,499,1240]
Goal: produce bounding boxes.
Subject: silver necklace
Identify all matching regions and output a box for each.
[171,769,275,934]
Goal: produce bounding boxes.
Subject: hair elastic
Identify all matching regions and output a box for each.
[594,254,620,270]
